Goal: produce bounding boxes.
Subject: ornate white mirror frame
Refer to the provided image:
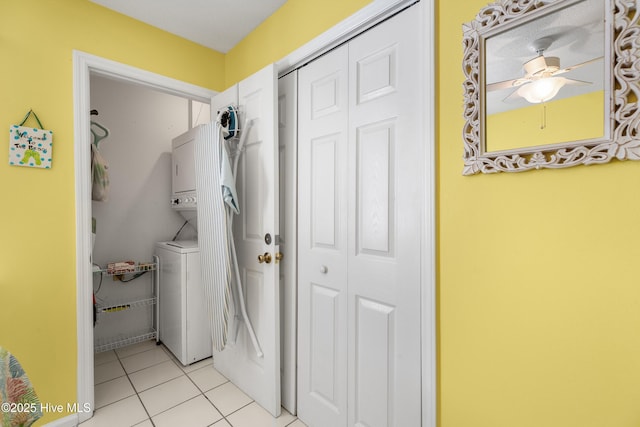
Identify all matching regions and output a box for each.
[462,0,640,175]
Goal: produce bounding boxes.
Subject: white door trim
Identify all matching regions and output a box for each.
[418,2,437,427]
[73,50,215,424]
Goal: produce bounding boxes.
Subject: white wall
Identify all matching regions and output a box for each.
[90,74,197,345]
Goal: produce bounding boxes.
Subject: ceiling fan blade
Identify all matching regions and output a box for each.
[552,56,603,76]
[501,86,523,103]
[563,78,592,86]
[524,55,560,77]
[487,78,529,92]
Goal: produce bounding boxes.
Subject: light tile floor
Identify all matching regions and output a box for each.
[82,340,307,427]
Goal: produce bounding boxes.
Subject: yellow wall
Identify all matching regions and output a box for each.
[225,0,371,86]
[0,0,223,423]
[439,2,640,427]
[4,0,638,426]
[487,91,605,152]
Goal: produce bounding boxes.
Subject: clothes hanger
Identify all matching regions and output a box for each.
[90,121,110,147]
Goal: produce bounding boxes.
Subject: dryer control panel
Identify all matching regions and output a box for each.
[171,191,197,210]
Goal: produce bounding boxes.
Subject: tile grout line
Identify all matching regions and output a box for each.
[181,357,240,427]
[123,345,198,424]
[115,346,156,426]
[128,366,185,394]
[94,341,303,427]
[117,344,172,375]
[124,343,229,425]
[158,344,242,426]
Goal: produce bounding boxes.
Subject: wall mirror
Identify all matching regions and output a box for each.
[462,0,640,175]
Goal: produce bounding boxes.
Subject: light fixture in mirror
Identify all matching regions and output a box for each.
[462,0,640,175]
[517,77,567,103]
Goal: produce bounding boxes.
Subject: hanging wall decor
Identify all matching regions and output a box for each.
[9,109,53,169]
[461,0,640,174]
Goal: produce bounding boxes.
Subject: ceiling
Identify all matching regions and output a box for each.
[484,0,604,114]
[90,0,287,53]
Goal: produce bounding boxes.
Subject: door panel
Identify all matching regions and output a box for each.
[348,8,422,427]
[354,297,394,427]
[356,121,395,257]
[298,44,349,427]
[242,143,263,240]
[309,282,340,407]
[355,44,398,104]
[212,63,281,417]
[311,135,339,248]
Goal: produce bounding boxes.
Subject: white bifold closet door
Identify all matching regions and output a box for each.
[211,64,282,417]
[298,6,422,427]
[298,43,350,427]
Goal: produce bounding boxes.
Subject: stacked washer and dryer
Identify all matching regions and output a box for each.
[155,126,212,366]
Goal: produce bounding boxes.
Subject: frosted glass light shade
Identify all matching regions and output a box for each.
[517,77,567,103]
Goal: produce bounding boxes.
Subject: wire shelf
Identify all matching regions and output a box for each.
[93,255,159,354]
[97,297,157,314]
[94,329,158,353]
[94,261,157,276]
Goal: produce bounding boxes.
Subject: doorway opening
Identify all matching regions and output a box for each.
[74,51,215,423]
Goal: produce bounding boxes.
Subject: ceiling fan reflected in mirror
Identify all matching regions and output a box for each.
[487,37,603,104]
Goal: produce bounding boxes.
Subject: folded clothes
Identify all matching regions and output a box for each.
[107,261,135,274]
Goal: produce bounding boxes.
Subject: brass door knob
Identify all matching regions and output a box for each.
[258,252,272,264]
[275,252,284,263]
